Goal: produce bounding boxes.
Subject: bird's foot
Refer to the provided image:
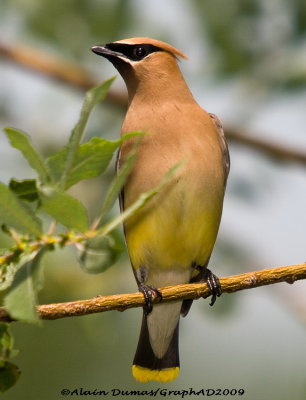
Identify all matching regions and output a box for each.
[201,268,222,306]
[139,283,162,315]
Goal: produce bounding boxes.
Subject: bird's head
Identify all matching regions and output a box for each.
[91,37,188,101]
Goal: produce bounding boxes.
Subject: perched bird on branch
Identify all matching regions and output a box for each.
[92,37,229,383]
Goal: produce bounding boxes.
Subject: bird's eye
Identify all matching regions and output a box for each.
[133,46,147,60]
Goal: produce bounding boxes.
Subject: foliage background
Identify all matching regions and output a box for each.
[1,0,306,399]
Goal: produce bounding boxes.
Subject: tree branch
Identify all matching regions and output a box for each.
[1,43,306,166]
[0,263,305,322]
[0,43,127,108]
[227,128,306,165]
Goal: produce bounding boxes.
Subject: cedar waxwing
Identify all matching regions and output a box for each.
[91,37,229,383]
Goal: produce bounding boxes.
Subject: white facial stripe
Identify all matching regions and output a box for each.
[116,55,137,65]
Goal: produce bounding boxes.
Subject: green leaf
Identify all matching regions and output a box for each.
[4,249,46,323]
[46,137,119,189]
[0,361,20,392]
[9,179,38,202]
[79,234,122,274]
[97,161,185,237]
[39,186,89,232]
[0,183,42,236]
[46,131,144,189]
[3,127,50,184]
[0,264,18,292]
[60,77,116,189]
[0,253,36,292]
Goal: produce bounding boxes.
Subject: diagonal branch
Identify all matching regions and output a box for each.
[227,128,306,165]
[0,43,127,107]
[1,43,306,166]
[0,263,305,322]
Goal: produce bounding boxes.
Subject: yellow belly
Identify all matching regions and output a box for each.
[125,177,223,275]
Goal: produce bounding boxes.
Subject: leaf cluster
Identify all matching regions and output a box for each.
[0,78,183,392]
[0,77,141,319]
[0,78,147,391]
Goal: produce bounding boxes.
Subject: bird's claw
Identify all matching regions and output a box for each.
[194,265,222,306]
[139,283,162,315]
[201,268,222,306]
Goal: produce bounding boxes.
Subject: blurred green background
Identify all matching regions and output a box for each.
[1,1,306,399]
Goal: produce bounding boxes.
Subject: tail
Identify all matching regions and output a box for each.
[132,305,180,382]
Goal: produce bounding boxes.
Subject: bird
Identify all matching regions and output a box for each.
[91,37,229,383]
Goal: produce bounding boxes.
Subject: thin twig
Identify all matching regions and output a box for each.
[1,43,305,166]
[0,263,305,322]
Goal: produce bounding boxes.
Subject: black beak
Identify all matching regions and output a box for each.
[91,45,123,60]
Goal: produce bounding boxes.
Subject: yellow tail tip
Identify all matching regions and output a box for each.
[132,365,179,382]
